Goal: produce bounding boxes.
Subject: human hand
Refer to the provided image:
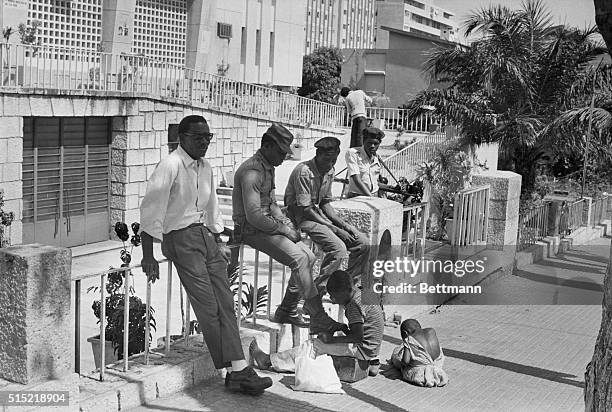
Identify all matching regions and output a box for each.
[334,227,353,244]
[282,226,301,243]
[218,243,231,263]
[318,332,333,344]
[345,224,360,239]
[141,256,160,283]
[339,323,350,335]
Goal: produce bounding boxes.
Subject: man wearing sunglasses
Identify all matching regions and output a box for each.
[139,115,272,395]
[233,123,345,335]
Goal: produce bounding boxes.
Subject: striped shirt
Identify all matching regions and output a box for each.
[344,289,385,360]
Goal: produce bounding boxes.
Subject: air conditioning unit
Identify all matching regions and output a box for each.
[217,22,232,39]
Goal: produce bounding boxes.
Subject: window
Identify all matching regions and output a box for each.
[217,22,232,39]
[240,27,247,64]
[269,32,275,68]
[255,29,261,66]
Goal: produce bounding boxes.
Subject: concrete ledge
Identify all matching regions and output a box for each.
[514,236,560,270]
[78,326,275,411]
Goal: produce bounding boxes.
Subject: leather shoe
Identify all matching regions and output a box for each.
[271,306,310,328]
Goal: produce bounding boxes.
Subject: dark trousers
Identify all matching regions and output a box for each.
[162,225,243,369]
[350,116,368,148]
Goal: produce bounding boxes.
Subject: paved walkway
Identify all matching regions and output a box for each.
[128,236,610,412]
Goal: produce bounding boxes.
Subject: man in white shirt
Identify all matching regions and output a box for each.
[139,115,272,395]
[340,87,372,148]
[345,127,384,198]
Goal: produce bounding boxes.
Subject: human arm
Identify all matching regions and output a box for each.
[139,162,175,282]
[241,170,299,240]
[362,91,372,105]
[319,322,364,344]
[140,231,160,282]
[346,150,373,196]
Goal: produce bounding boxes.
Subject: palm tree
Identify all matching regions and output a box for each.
[584,3,612,411]
[404,0,608,195]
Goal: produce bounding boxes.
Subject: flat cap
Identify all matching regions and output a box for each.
[314,136,341,151]
[263,123,293,154]
[363,127,385,142]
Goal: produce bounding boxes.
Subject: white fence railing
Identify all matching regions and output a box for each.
[1,43,447,131]
[517,202,551,251]
[451,185,490,247]
[343,107,445,132]
[0,43,344,128]
[381,131,455,181]
[591,195,611,226]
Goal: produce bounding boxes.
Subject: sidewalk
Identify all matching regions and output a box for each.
[127,237,610,412]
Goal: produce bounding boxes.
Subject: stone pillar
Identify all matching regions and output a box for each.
[332,197,403,304]
[0,110,24,245]
[472,170,522,249]
[185,0,217,72]
[0,244,72,384]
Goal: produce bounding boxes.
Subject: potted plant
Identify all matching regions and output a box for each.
[87,222,156,368]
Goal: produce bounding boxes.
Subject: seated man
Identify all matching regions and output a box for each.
[233,123,342,334]
[390,319,448,387]
[284,136,370,292]
[345,127,388,198]
[249,270,384,376]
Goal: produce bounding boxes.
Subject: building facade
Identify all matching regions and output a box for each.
[341,27,457,107]
[0,0,304,87]
[304,0,376,55]
[375,0,459,47]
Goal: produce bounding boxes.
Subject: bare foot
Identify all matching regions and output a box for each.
[249,339,272,370]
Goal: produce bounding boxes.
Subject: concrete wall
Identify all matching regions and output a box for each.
[0,92,343,245]
[205,0,305,87]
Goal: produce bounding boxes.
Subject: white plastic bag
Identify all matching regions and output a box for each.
[291,339,344,394]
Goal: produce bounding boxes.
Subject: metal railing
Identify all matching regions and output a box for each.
[402,202,427,259]
[451,185,490,247]
[344,108,445,132]
[1,43,452,131]
[591,194,610,226]
[73,260,186,381]
[517,202,551,251]
[380,131,454,181]
[559,198,587,236]
[0,43,343,128]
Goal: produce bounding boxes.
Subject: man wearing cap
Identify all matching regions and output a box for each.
[285,136,370,292]
[139,115,272,395]
[345,127,386,198]
[233,123,344,334]
[340,86,372,148]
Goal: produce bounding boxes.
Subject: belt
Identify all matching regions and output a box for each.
[166,222,205,236]
[187,222,205,228]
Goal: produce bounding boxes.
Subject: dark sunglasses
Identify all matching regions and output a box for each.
[182,132,214,141]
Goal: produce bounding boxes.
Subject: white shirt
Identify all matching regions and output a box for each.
[140,145,224,241]
[346,147,381,195]
[344,90,372,120]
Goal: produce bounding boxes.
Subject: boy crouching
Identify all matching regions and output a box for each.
[250,270,384,376]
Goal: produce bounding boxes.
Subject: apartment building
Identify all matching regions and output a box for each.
[304,0,376,55]
[0,0,305,87]
[375,0,459,46]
